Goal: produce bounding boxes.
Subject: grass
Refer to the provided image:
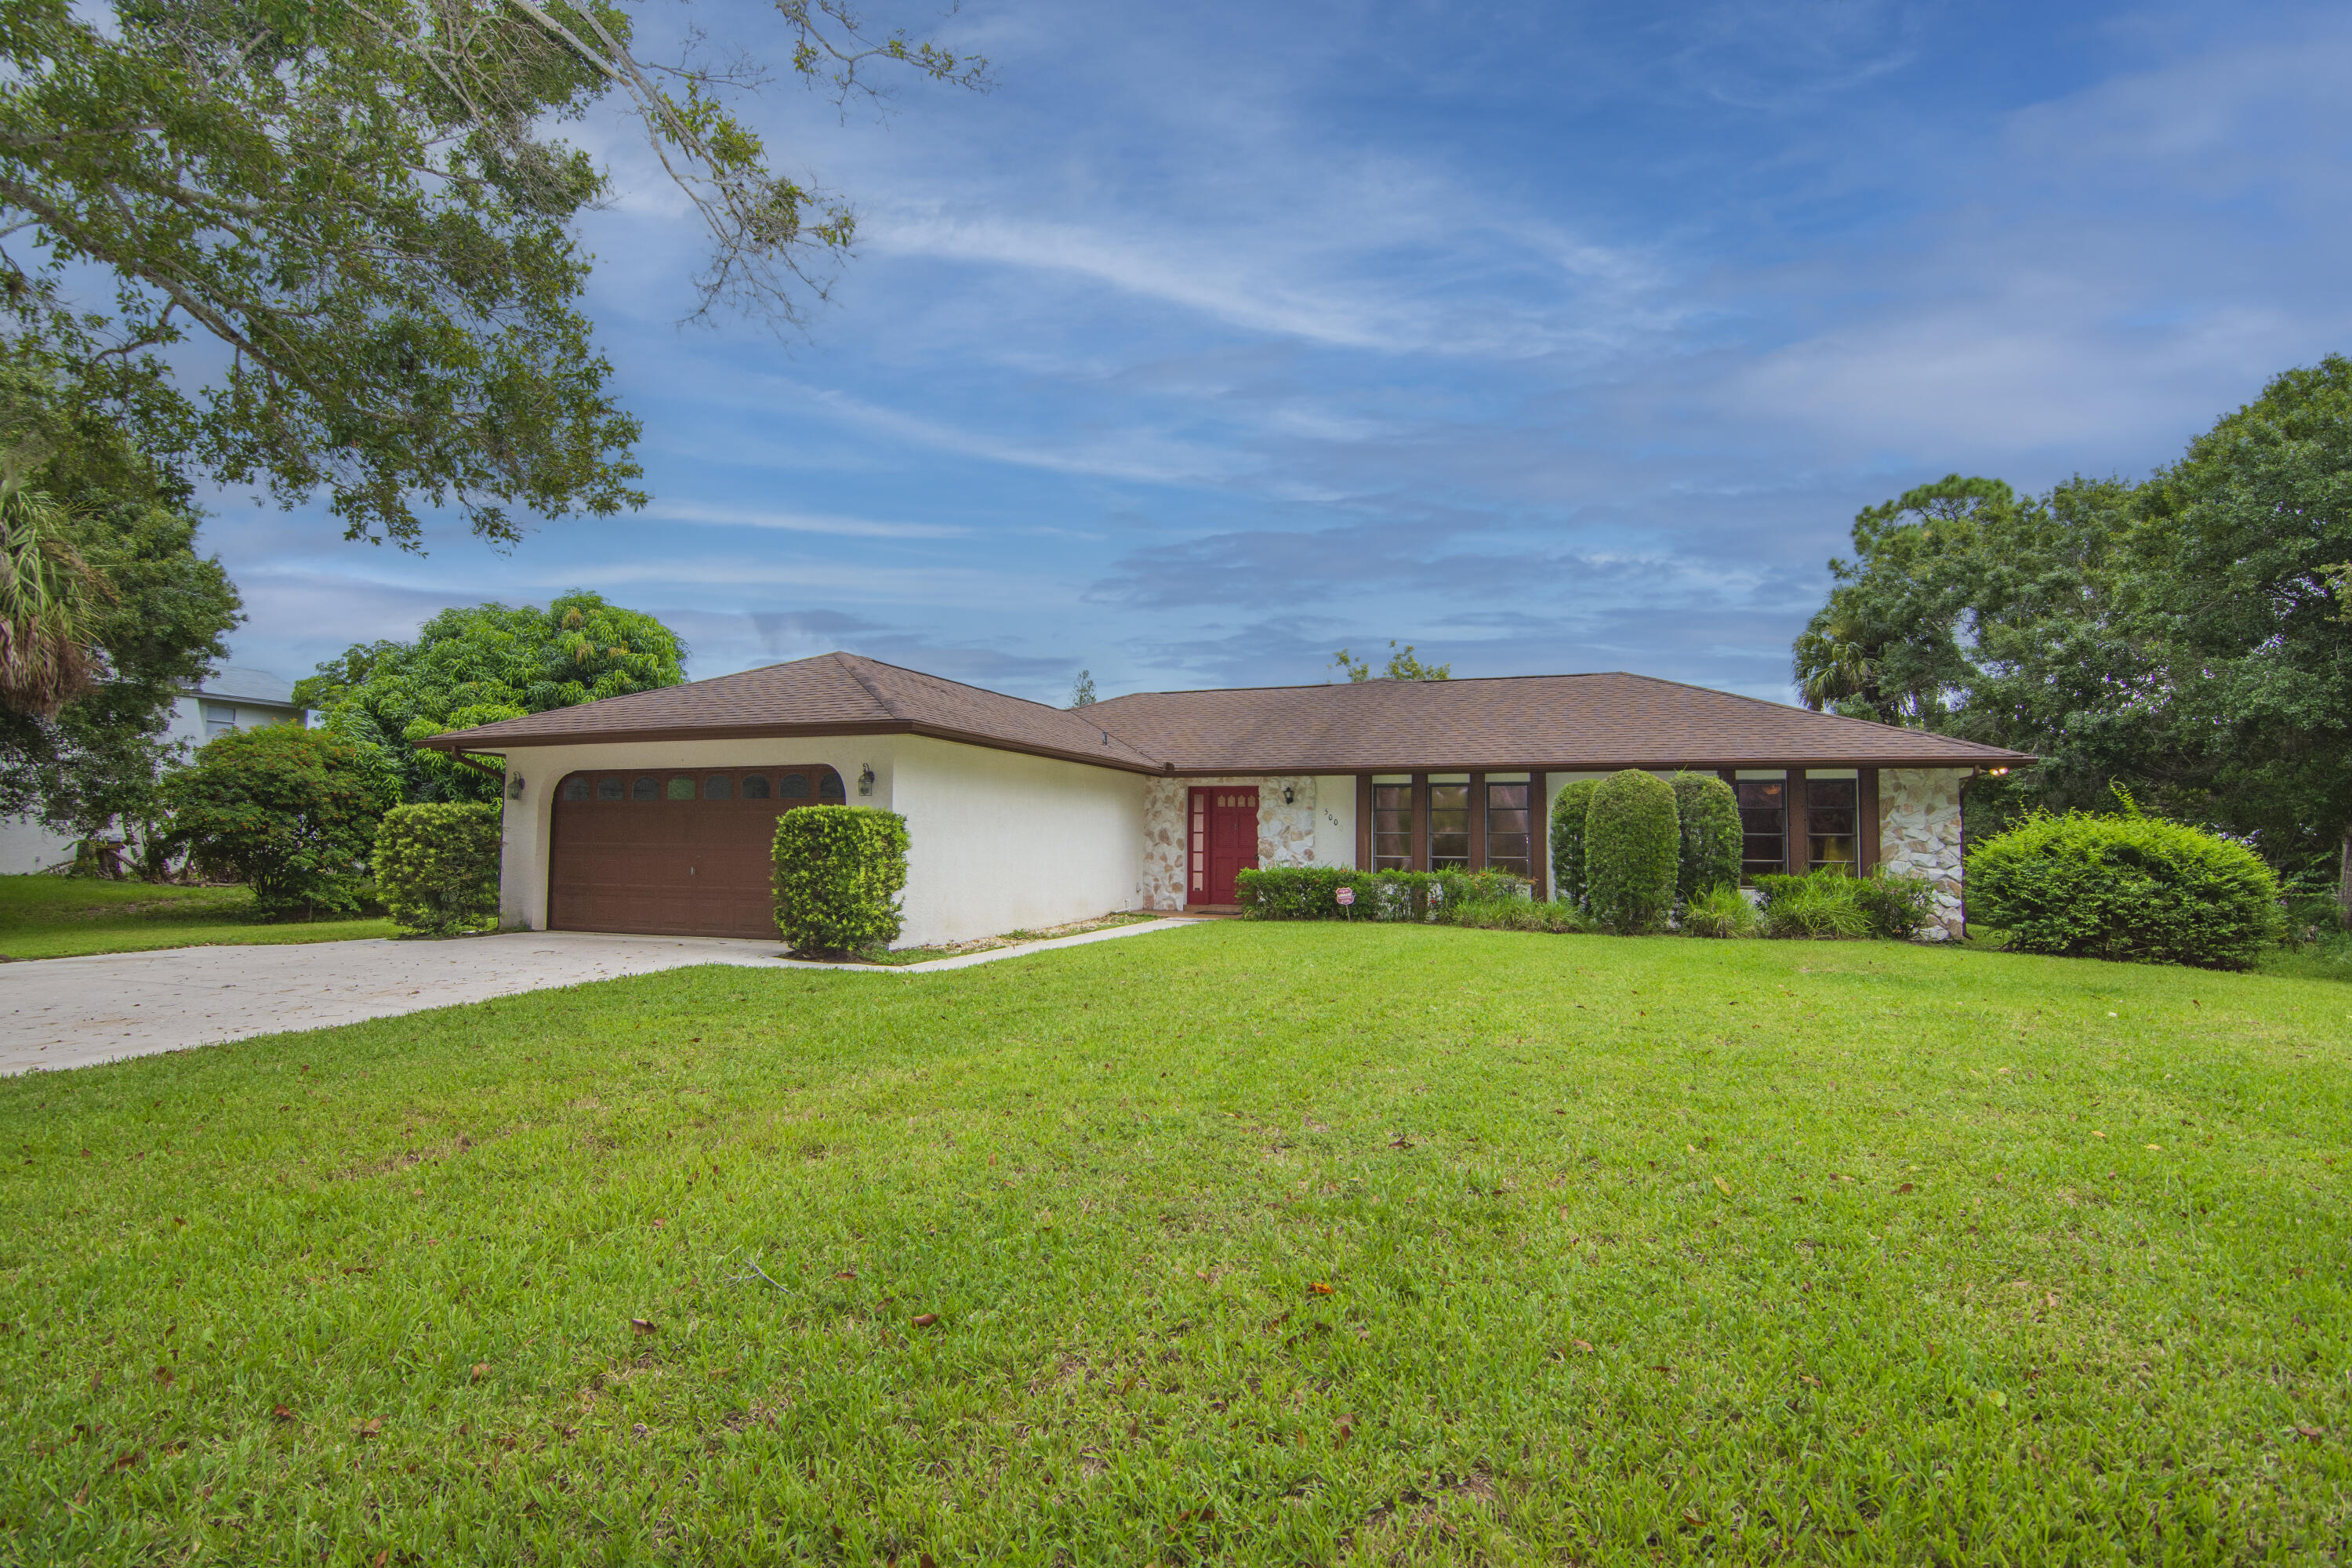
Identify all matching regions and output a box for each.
[2,923,2347,1564]
[0,875,395,960]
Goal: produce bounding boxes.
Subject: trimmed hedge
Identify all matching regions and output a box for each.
[1234,866,1530,923]
[1585,770,1678,935]
[1969,811,2281,970]
[1549,779,1599,906]
[375,803,501,935]
[1669,771,1742,906]
[772,806,910,956]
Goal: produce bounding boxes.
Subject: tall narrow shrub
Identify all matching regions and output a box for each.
[1549,779,1599,906]
[374,802,501,934]
[1584,770,1679,935]
[1668,771,1742,904]
[772,806,909,956]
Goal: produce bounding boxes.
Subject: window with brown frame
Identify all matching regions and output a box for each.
[1484,776,1531,878]
[1428,775,1471,869]
[1372,779,1412,869]
[1807,773,1859,873]
[1736,774,1786,883]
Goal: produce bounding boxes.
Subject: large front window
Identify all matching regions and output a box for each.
[1428,775,1471,869]
[1484,775,1531,879]
[1736,772,1786,883]
[1372,776,1412,869]
[1808,772,1859,873]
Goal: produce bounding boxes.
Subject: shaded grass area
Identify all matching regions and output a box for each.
[0,875,394,960]
[2,924,2347,1563]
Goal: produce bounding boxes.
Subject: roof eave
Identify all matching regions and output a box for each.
[422,718,1172,776]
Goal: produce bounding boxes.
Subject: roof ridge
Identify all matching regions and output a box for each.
[1088,670,1632,703]
[832,652,905,722]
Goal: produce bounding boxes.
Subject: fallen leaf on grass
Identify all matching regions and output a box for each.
[1712,1175,1732,1196]
[651,1218,666,1229]
[354,1417,382,1439]
[111,1450,141,1472]
[152,1366,173,1387]
[1388,1136,1414,1149]
[833,1269,858,1281]
[1896,1182,1915,1194]
[470,1363,488,1384]
[2145,1144,2162,1152]
[2297,1425,2326,1443]
[629,1318,655,1336]
[271,1404,294,1423]
[2092,1131,2107,1139]
[911,1313,940,1328]
[1308,1282,1336,1296]
[1570,1338,1595,1353]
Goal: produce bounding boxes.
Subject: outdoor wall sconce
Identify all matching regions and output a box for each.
[506,773,527,800]
[858,764,877,797]
[1282,786,1295,805]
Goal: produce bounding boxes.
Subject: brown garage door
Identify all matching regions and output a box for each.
[550,765,846,937]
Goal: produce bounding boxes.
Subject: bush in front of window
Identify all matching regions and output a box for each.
[1548,779,1599,908]
[1235,867,1531,922]
[1752,870,1870,938]
[1969,810,2281,969]
[1441,896,1591,933]
[1854,871,1934,941]
[1668,772,1742,907]
[1584,769,1679,935]
[155,724,387,919]
[1680,883,1757,938]
[374,803,502,935]
[772,806,910,957]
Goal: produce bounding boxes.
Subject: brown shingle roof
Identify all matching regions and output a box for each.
[421,651,1164,771]
[1087,673,2031,771]
[424,653,2033,773]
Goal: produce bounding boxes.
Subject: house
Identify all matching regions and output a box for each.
[425,652,2031,947]
[0,666,308,876]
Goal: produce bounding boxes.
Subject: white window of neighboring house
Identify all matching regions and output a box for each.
[201,701,237,739]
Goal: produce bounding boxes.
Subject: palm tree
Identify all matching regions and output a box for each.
[0,468,113,719]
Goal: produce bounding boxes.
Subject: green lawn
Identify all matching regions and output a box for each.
[3,924,2347,1564]
[0,876,395,960]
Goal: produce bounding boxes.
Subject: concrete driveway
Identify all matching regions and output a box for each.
[0,920,1199,1075]
[0,931,800,1075]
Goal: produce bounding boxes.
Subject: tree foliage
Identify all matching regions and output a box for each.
[0,0,985,546]
[1795,356,2352,901]
[1332,641,1451,682]
[0,363,241,840]
[158,723,386,916]
[298,591,684,804]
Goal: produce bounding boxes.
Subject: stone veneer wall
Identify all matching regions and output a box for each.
[1878,767,1969,938]
[1139,775,1323,910]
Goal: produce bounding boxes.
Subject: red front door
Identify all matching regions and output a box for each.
[1189,786,1259,906]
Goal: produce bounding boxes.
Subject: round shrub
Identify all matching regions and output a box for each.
[1549,779,1599,906]
[1584,769,1679,935]
[773,805,910,956]
[157,724,385,918]
[1969,811,2282,970]
[1668,771,1742,906]
[375,802,501,935]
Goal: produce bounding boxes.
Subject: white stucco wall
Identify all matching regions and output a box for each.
[492,733,1146,949]
[1878,767,1969,938]
[887,736,1147,947]
[1138,775,1356,909]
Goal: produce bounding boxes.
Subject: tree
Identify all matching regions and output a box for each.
[158,724,386,917]
[1331,641,1452,682]
[1,0,986,547]
[1069,669,1096,708]
[1793,355,2352,917]
[0,469,110,717]
[0,363,242,845]
[298,591,685,803]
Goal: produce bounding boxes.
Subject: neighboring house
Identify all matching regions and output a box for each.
[426,652,2032,948]
[0,666,307,876]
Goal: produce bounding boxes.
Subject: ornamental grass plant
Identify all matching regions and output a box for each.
[1679,882,1757,938]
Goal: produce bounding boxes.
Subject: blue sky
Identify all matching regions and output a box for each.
[207,0,2352,705]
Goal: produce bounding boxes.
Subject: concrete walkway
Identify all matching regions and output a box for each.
[0,918,1201,1075]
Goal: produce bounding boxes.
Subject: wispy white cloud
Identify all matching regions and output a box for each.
[641,500,966,539]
